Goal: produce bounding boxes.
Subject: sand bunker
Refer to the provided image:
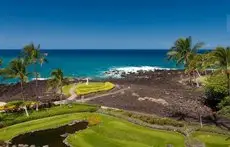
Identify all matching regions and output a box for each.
[0,102,6,107]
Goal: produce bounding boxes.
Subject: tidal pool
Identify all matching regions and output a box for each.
[10,121,88,147]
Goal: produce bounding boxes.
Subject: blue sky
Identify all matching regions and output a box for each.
[0,0,230,49]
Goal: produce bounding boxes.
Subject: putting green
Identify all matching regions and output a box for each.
[75,82,115,95]
[67,114,185,147]
[62,82,115,96]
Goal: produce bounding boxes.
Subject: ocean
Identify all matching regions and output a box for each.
[0,49,178,80]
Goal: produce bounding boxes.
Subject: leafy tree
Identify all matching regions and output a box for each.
[213,47,230,95]
[48,69,68,105]
[22,43,48,110]
[2,58,30,116]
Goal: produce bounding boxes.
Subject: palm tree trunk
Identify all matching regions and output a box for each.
[204,69,207,75]
[194,72,200,87]
[21,81,29,117]
[199,114,203,128]
[20,81,24,101]
[60,84,63,106]
[196,69,201,77]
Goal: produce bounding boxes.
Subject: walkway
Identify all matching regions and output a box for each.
[67,84,77,100]
[54,85,130,105]
[75,87,130,103]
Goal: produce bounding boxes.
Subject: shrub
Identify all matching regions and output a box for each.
[3,101,38,112]
[206,74,227,92]
[123,112,184,127]
[204,74,228,107]
[6,100,24,107]
[218,106,230,118]
[218,96,230,109]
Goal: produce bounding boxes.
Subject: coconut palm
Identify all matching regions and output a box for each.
[22,43,48,110]
[167,36,204,67]
[213,47,230,95]
[2,58,30,116]
[48,69,68,105]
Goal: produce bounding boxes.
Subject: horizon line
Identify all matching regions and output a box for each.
[0,48,212,50]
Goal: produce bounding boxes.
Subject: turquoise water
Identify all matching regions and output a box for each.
[0,49,177,80]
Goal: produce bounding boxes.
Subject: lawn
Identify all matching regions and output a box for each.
[193,131,230,147]
[0,103,98,127]
[75,82,115,95]
[67,114,185,147]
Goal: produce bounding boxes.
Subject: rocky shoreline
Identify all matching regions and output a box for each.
[0,70,218,123]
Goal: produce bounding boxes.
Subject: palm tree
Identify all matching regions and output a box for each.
[167,36,204,67]
[22,43,48,110]
[2,58,30,116]
[213,47,230,96]
[48,69,68,105]
[167,36,204,84]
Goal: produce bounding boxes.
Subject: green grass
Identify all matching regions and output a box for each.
[0,103,98,127]
[0,113,185,146]
[193,131,230,147]
[0,107,229,147]
[67,114,185,147]
[75,82,115,95]
[62,84,75,96]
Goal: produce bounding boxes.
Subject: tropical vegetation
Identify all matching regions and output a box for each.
[1,58,30,116]
[167,36,230,118]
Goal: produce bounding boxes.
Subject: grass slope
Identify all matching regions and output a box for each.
[67,114,185,147]
[0,103,98,127]
[193,132,230,147]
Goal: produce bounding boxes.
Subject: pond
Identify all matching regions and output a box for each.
[9,121,88,147]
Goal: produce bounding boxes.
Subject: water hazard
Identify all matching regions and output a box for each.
[9,121,88,147]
